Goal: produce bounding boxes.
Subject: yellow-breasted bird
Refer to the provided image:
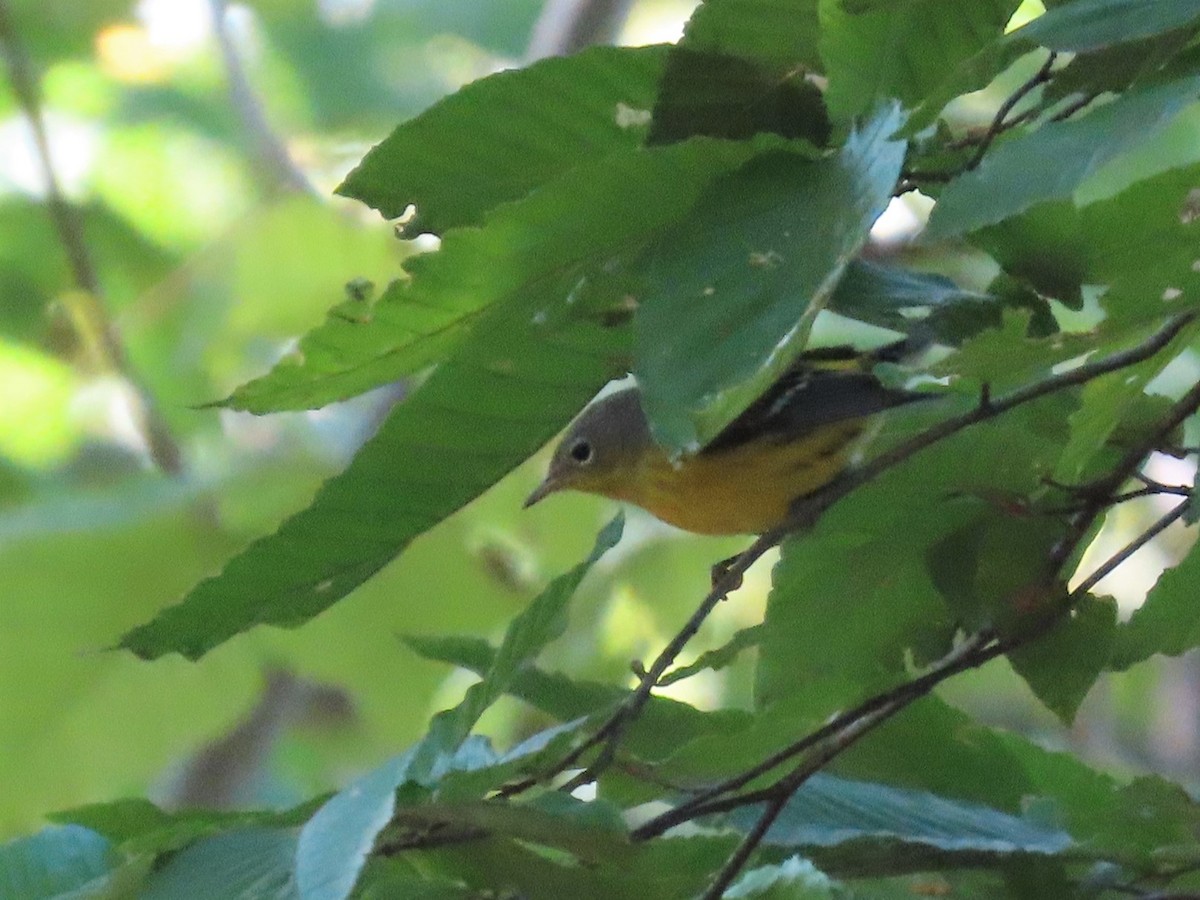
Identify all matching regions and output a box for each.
[524,342,929,535]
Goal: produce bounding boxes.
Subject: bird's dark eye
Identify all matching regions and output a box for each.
[569,440,593,464]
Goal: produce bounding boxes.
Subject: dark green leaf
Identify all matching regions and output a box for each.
[1008,597,1118,723]
[819,0,1020,122]
[634,103,907,451]
[1012,0,1200,53]
[648,49,830,146]
[925,74,1200,239]
[140,828,298,900]
[120,297,624,660]
[0,826,117,900]
[338,46,666,232]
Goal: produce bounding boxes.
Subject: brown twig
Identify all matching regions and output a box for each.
[0,0,186,476]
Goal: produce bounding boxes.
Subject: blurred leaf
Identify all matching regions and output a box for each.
[0,339,80,468]
[819,0,1020,122]
[1012,0,1200,53]
[634,103,906,451]
[1113,536,1200,669]
[930,309,1092,390]
[648,49,830,146]
[678,0,822,73]
[722,771,1072,862]
[925,73,1200,239]
[140,828,298,900]
[340,45,666,232]
[0,825,117,900]
[9,0,134,63]
[229,137,780,414]
[52,798,316,857]
[1007,597,1118,723]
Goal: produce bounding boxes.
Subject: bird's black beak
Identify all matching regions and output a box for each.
[523,478,557,508]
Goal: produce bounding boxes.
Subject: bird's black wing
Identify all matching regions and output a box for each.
[705,344,927,453]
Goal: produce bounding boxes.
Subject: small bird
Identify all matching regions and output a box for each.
[524,343,929,535]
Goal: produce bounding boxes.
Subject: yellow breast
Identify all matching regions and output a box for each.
[608,421,864,535]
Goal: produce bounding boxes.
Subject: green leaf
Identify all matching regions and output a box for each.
[413,515,622,766]
[678,0,822,73]
[725,857,840,899]
[1007,597,1118,724]
[659,624,763,687]
[1080,162,1200,324]
[228,137,785,414]
[819,0,1020,122]
[827,258,996,343]
[648,49,830,146]
[338,45,666,232]
[925,505,1066,634]
[925,73,1200,239]
[634,103,907,451]
[120,300,624,660]
[140,828,298,900]
[1113,539,1200,668]
[721,772,1072,862]
[1012,0,1200,53]
[0,826,117,900]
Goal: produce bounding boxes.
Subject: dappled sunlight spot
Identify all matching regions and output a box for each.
[620,0,696,45]
[137,0,212,55]
[0,114,98,198]
[1006,0,1046,32]
[0,339,81,467]
[96,24,171,83]
[71,375,153,463]
[1072,454,1197,619]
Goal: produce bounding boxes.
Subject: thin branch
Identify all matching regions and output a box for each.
[208,0,310,196]
[965,51,1058,171]
[632,632,998,840]
[1072,498,1192,598]
[0,0,185,476]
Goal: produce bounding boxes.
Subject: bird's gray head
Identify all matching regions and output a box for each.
[524,388,652,507]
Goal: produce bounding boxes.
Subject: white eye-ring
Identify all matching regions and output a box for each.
[569,440,594,464]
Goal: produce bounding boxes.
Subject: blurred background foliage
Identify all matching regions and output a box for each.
[0,0,1198,852]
